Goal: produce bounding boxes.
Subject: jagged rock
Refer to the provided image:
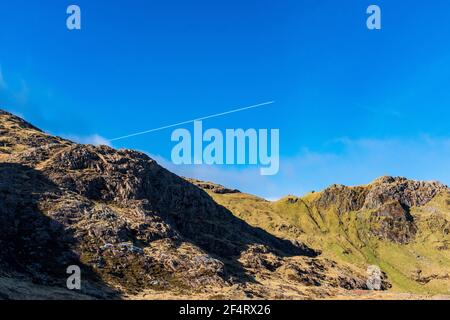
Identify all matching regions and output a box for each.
[316,177,448,214]
[187,179,241,194]
[313,176,449,243]
[316,185,368,212]
[0,110,324,298]
[369,201,417,243]
[364,176,448,209]
[3,110,447,299]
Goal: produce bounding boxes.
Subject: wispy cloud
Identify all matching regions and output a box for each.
[63,134,112,146]
[146,136,450,200]
[13,79,29,105]
[279,136,450,196]
[0,65,7,90]
[0,66,29,108]
[147,152,279,199]
[357,104,402,119]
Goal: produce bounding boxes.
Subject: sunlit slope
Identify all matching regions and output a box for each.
[201,179,450,295]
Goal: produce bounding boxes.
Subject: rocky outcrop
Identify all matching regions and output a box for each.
[187,179,241,194]
[316,184,369,213]
[4,110,447,299]
[1,110,342,299]
[363,176,448,209]
[314,176,449,243]
[317,177,448,214]
[369,201,417,244]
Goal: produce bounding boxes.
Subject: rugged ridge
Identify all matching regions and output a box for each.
[0,110,380,299]
[314,177,448,244]
[204,176,450,295]
[317,176,447,213]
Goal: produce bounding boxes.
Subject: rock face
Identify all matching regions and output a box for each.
[1,110,375,299]
[315,177,448,243]
[187,179,241,195]
[369,201,417,244]
[364,176,447,209]
[318,177,447,213]
[2,110,447,299]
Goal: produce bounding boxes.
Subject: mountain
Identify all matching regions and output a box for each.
[0,109,449,299]
[196,177,450,296]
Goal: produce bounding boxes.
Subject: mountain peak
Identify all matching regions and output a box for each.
[0,109,42,132]
[315,175,448,214]
[6,111,369,300]
[0,110,72,164]
[371,175,446,187]
[1,110,449,299]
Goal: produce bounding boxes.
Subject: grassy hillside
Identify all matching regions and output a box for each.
[201,182,450,295]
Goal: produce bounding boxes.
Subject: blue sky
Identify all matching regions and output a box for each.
[1,0,450,199]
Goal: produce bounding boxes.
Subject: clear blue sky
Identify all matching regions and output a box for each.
[1,0,450,199]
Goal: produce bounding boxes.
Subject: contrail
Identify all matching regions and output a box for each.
[108,100,275,142]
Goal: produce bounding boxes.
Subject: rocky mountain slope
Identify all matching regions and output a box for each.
[200,177,450,296]
[0,110,381,300]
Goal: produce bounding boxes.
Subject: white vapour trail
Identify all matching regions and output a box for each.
[108,101,275,142]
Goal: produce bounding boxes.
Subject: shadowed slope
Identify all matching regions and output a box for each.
[4,110,365,299]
